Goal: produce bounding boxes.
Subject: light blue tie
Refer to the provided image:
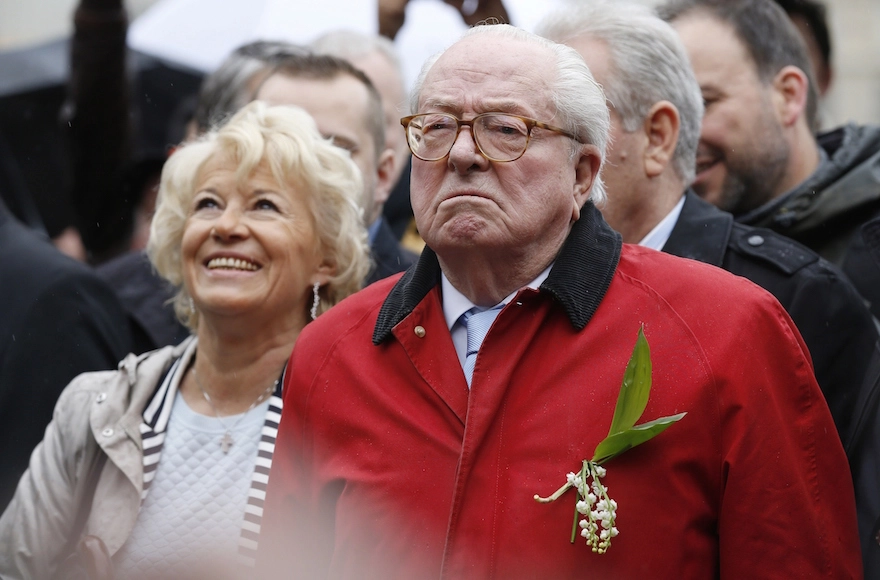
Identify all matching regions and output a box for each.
[461,306,503,387]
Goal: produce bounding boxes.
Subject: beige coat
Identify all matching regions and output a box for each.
[0,339,192,580]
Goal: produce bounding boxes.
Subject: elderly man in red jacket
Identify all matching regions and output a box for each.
[259,23,861,579]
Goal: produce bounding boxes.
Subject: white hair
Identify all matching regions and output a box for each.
[537,1,704,185]
[409,24,610,205]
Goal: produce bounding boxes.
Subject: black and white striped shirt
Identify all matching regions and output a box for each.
[138,339,285,568]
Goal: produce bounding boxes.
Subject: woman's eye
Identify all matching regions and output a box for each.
[194,197,220,211]
[254,199,280,212]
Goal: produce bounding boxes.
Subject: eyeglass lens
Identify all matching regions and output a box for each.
[406,114,529,162]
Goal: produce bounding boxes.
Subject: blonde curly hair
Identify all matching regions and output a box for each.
[147,101,371,330]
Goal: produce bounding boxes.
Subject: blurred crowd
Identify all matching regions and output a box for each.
[1,0,880,578]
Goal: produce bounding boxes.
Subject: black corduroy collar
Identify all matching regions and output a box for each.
[372,202,622,344]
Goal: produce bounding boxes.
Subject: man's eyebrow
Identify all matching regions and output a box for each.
[419,98,459,113]
[326,135,358,152]
[699,85,723,99]
[479,101,527,114]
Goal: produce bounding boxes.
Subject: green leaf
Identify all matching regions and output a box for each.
[592,413,687,464]
[607,326,652,436]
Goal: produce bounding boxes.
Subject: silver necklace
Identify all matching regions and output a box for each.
[192,368,278,454]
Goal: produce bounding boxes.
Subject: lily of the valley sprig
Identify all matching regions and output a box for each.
[534,326,686,553]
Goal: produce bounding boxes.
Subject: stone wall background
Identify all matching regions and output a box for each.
[826,0,880,127]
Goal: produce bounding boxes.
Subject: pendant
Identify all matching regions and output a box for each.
[220,431,234,454]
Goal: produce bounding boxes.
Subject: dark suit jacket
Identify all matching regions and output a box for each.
[664,191,878,444]
[840,216,880,575]
[0,201,132,510]
[96,250,190,354]
[367,217,418,286]
[382,156,413,241]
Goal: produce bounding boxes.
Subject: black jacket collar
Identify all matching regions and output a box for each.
[372,202,622,344]
[662,190,731,267]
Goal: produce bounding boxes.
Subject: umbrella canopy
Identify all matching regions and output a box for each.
[0,39,69,97]
[128,0,378,73]
[127,0,566,89]
[0,37,202,239]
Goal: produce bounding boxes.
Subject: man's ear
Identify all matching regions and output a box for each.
[642,101,680,178]
[572,144,603,222]
[772,65,809,127]
[374,147,397,209]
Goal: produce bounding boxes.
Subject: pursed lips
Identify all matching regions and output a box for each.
[443,189,493,203]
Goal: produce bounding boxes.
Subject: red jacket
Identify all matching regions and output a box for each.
[262,205,861,579]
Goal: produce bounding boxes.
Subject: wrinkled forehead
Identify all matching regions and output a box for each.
[418,35,556,118]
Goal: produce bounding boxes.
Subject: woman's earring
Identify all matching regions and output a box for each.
[188,297,195,314]
[310,282,321,321]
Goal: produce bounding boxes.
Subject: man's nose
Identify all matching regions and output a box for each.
[447,126,490,173]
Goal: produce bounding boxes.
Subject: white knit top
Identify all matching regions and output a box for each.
[114,390,269,577]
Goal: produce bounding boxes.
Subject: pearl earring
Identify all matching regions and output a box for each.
[310,282,321,321]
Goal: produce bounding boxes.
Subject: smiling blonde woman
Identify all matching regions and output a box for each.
[0,101,370,580]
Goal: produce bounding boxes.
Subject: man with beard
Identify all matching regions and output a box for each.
[658,0,880,276]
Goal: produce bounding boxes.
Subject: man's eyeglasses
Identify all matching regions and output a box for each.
[400,113,582,163]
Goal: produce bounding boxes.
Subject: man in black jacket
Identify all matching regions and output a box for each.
[0,197,132,510]
[537,2,878,444]
[657,0,880,274]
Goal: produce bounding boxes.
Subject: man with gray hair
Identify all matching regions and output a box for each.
[537,1,877,451]
[261,22,859,578]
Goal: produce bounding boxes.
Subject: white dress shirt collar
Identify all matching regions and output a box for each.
[441,265,552,330]
[637,195,686,251]
[442,264,552,369]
